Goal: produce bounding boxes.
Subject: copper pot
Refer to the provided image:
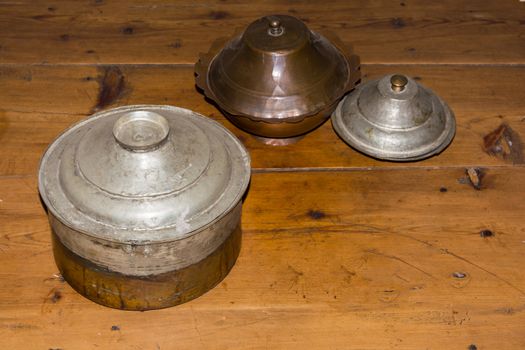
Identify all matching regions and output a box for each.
[195,15,360,143]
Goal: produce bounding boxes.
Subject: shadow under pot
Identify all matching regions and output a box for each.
[195,14,361,145]
[38,105,251,310]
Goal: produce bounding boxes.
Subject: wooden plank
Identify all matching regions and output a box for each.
[0,0,524,65]
[1,168,524,349]
[1,64,524,175]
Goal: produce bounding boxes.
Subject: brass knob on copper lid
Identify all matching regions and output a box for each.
[267,17,284,36]
[390,74,408,92]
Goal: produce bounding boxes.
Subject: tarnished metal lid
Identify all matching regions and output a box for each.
[195,14,360,122]
[332,74,456,161]
[38,105,251,243]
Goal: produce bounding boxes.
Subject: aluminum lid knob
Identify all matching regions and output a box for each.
[113,111,170,152]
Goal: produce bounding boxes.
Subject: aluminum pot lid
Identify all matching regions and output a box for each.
[38,105,251,243]
[195,14,360,122]
[332,74,456,161]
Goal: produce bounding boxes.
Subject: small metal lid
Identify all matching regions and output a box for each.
[332,74,456,161]
[38,105,251,243]
[195,14,360,122]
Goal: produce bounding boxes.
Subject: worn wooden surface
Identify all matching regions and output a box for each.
[1,0,525,64]
[1,64,524,174]
[1,1,524,349]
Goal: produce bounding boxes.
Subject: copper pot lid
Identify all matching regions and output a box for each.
[332,74,456,161]
[38,105,251,243]
[195,14,360,123]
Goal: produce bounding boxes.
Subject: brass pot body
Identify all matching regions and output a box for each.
[196,15,360,142]
[50,205,242,311]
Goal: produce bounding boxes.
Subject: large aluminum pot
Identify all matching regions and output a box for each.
[38,105,251,310]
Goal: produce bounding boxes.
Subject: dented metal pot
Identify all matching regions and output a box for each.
[332,74,456,161]
[195,14,360,144]
[38,105,251,310]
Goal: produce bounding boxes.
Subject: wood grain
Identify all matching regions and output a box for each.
[1,64,524,175]
[2,1,524,348]
[0,0,524,64]
[1,168,524,349]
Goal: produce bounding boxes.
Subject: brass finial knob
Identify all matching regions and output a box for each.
[390,74,408,92]
[267,17,284,36]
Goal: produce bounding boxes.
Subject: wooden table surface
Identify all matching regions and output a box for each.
[1,1,525,349]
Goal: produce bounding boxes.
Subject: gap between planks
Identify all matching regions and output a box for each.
[3,164,523,180]
[251,164,525,174]
[2,62,525,68]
